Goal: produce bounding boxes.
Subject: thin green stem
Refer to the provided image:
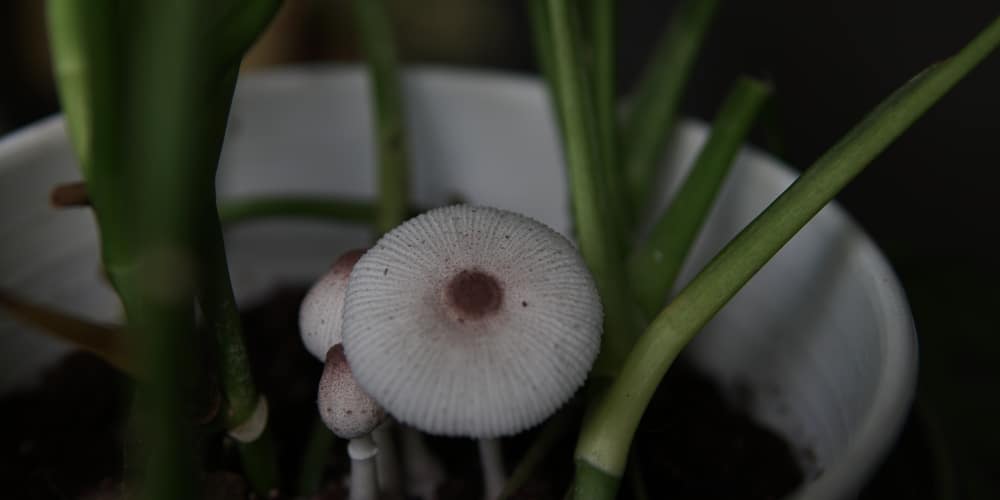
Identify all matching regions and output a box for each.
[543,0,637,377]
[353,0,409,236]
[589,0,627,235]
[531,1,629,250]
[629,76,771,318]
[190,63,280,495]
[590,0,615,150]
[575,14,1000,498]
[198,202,279,493]
[622,0,720,217]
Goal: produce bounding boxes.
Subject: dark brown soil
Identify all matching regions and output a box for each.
[634,362,802,500]
[1,286,810,499]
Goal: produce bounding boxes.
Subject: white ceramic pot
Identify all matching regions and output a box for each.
[0,66,916,499]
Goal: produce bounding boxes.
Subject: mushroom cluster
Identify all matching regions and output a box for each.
[301,204,604,499]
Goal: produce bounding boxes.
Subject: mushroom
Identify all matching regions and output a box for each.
[300,249,366,361]
[302,249,439,498]
[318,344,387,500]
[341,205,603,499]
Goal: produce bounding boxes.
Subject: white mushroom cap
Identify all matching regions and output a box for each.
[318,344,387,439]
[341,205,603,438]
[299,249,365,360]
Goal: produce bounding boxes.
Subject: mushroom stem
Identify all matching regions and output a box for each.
[478,438,506,500]
[348,435,380,500]
[400,425,445,500]
[373,420,402,499]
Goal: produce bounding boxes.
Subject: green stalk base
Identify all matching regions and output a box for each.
[573,460,620,500]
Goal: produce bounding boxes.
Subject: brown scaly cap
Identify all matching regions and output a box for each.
[317,344,386,439]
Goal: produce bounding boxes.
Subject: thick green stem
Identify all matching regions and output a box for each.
[353,0,409,236]
[622,0,719,217]
[629,76,771,318]
[120,2,206,497]
[47,1,284,496]
[543,0,637,377]
[575,15,1000,498]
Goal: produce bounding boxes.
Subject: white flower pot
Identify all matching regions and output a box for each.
[0,66,916,499]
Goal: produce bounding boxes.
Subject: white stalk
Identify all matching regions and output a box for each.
[478,438,506,500]
[373,419,402,499]
[400,425,446,500]
[348,435,379,500]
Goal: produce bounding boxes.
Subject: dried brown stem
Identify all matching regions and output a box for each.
[50,181,91,208]
[0,289,134,375]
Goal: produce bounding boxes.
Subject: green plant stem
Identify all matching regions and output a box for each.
[590,0,615,153]
[353,0,409,236]
[543,0,636,377]
[219,197,377,226]
[46,0,131,272]
[589,0,627,234]
[198,200,279,494]
[531,1,629,250]
[48,1,284,496]
[622,0,719,217]
[574,14,1000,499]
[297,418,337,496]
[629,76,771,318]
[120,2,206,498]
[45,1,97,171]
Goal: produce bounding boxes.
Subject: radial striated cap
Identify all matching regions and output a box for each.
[318,344,387,439]
[341,205,603,438]
[299,249,366,361]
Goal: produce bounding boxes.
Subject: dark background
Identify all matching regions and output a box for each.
[2,1,998,498]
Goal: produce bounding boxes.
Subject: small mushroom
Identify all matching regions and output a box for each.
[304,249,440,498]
[318,344,387,500]
[300,249,365,360]
[341,205,603,499]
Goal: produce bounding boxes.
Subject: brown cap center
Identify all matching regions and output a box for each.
[445,269,503,320]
